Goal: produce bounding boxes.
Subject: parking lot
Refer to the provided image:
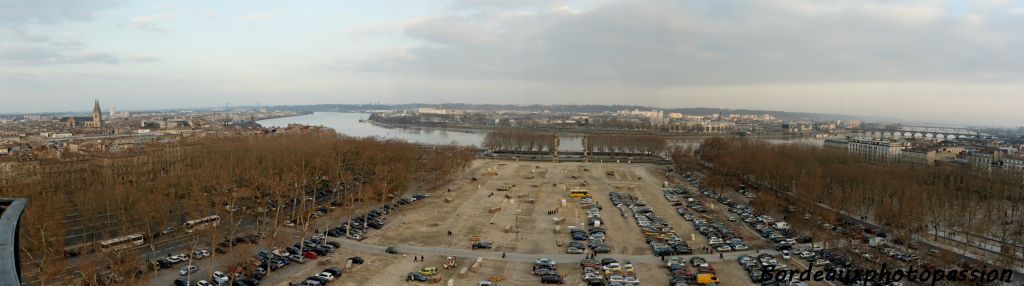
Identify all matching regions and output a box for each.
[74,160,1022,286]
[267,160,798,285]
[159,159,824,286]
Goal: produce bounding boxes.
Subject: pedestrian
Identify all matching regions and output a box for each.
[719,252,724,260]
[413,256,417,262]
[502,252,506,258]
[756,248,760,253]
[660,255,665,261]
[420,255,424,261]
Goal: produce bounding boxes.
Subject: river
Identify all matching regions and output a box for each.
[257,112,822,151]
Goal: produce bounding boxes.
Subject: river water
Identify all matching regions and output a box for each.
[257,112,821,151]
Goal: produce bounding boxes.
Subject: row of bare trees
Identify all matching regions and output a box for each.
[482,130,556,153]
[674,138,1024,268]
[2,131,475,285]
[585,134,666,155]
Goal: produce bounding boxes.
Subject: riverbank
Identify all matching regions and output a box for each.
[368,119,818,140]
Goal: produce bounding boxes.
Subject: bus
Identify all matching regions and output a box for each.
[98,233,144,252]
[569,190,590,198]
[184,215,221,234]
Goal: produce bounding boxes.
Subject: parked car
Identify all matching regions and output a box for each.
[385,246,399,254]
[349,256,365,264]
[179,265,199,276]
[315,272,335,281]
[540,274,565,284]
[323,267,343,276]
[407,272,430,282]
[303,251,318,259]
[472,241,493,249]
[212,271,230,285]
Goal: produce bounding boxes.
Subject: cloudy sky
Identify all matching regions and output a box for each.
[1,0,1023,126]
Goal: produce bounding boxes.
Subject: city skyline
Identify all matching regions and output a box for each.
[3,0,1024,126]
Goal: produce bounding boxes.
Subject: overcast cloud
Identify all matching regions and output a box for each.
[0,0,1022,126]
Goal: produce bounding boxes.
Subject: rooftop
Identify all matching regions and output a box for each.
[0,198,26,286]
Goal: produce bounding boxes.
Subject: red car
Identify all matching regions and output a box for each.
[303,251,318,259]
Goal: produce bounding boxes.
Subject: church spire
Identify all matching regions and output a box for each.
[92,99,103,127]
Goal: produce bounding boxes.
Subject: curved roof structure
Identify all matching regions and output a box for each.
[0,198,26,286]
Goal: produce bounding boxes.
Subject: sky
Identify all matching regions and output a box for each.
[1,0,1023,126]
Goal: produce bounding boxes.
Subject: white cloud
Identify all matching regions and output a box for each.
[0,0,125,25]
[353,0,1024,87]
[237,12,281,23]
[131,14,174,32]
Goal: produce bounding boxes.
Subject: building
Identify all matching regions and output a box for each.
[91,99,103,127]
[58,99,103,128]
[900,148,935,165]
[667,121,735,133]
[1004,155,1024,176]
[416,108,460,115]
[847,138,908,163]
[966,148,1007,172]
[823,138,848,149]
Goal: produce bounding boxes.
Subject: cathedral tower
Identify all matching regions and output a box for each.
[92,99,103,128]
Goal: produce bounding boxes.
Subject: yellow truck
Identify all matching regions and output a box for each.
[696,273,719,285]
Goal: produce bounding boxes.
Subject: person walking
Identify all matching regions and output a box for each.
[413,256,418,262]
[719,252,724,260]
[502,252,506,258]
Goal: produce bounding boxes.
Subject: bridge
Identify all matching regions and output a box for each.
[851,125,990,140]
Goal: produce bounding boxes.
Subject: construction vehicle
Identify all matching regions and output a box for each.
[443,256,458,269]
[696,273,719,285]
[569,189,590,198]
[419,267,438,276]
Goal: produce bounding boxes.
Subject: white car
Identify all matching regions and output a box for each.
[212,271,230,284]
[180,265,199,276]
[781,250,791,260]
[316,272,336,281]
[272,248,289,257]
[195,281,211,286]
[174,254,190,262]
[192,250,210,259]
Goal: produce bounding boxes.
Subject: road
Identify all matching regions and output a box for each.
[329,237,780,264]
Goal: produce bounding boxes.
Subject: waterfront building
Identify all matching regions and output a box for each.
[847,138,908,163]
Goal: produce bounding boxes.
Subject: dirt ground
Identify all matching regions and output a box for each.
[365,160,675,257]
[280,160,792,286]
